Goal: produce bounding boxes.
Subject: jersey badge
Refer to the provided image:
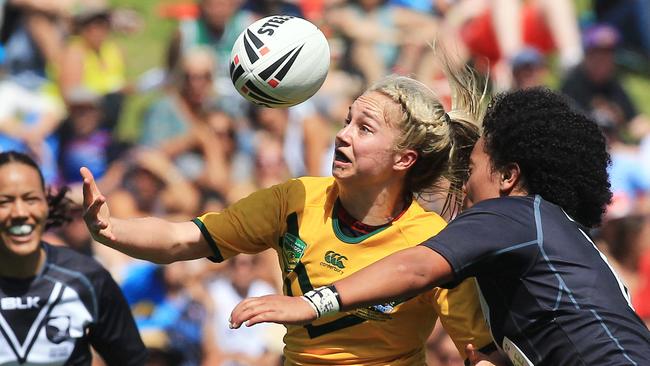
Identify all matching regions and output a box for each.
[282,232,307,272]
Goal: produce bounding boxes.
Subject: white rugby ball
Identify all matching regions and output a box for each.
[229,15,330,108]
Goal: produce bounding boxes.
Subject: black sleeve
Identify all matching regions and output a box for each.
[421,201,537,288]
[88,269,148,365]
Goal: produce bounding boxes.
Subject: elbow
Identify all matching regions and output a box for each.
[395,262,435,294]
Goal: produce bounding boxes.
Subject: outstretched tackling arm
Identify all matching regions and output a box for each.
[80,167,213,264]
[229,245,452,327]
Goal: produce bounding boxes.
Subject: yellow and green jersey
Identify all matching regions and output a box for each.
[194,177,492,365]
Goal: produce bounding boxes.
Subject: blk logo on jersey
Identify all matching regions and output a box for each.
[1,296,40,310]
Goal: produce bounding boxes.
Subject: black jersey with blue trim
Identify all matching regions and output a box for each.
[0,242,146,366]
[422,195,650,366]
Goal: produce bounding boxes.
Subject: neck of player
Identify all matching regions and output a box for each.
[337,181,409,226]
[0,247,46,278]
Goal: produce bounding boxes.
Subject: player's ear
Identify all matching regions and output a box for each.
[499,163,521,193]
[394,149,418,171]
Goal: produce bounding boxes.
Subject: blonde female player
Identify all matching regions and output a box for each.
[81,71,498,365]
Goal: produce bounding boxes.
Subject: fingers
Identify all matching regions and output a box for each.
[83,195,106,227]
[80,167,101,207]
[230,297,269,329]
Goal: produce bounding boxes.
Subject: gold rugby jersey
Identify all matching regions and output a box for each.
[194,177,492,365]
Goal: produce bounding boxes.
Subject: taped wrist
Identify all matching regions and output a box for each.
[301,285,341,318]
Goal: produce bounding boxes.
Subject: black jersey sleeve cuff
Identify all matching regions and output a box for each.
[191,218,224,262]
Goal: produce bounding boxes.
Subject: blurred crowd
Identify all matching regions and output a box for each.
[1,0,649,365]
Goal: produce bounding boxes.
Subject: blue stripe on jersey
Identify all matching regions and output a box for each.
[533,196,579,311]
[457,240,538,273]
[534,195,639,365]
[590,310,638,365]
[47,264,98,319]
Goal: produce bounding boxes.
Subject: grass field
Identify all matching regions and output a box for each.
[110,0,178,141]
[110,0,650,141]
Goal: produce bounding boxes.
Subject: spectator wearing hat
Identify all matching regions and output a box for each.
[59,2,126,130]
[561,24,650,141]
[55,86,122,185]
[510,47,547,90]
[593,0,650,66]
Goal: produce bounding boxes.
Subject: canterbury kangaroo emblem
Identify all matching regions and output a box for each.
[324,251,347,269]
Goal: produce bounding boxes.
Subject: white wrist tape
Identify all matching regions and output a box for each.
[302,285,341,318]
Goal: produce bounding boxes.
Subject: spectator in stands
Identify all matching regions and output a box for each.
[122,260,215,366]
[249,104,332,178]
[0,0,69,91]
[593,0,650,68]
[167,0,255,110]
[510,47,547,90]
[140,48,218,179]
[325,0,439,85]
[56,86,121,185]
[191,107,250,198]
[561,24,650,141]
[60,2,127,130]
[459,0,583,89]
[205,254,283,366]
[0,71,64,184]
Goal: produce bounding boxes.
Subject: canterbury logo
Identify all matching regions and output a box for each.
[324,251,347,269]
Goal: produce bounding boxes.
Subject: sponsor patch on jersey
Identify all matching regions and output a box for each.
[352,300,406,321]
[282,232,306,273]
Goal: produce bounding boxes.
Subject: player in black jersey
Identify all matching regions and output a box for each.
[230,88,650,365]
[0,151,146,365]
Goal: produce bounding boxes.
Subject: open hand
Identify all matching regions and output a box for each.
[80,167,116,244]
[229,295,318,329]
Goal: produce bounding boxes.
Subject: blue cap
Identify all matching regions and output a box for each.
[510,47,544,70]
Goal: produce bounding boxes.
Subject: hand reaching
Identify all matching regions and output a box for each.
[229,295,318,329]
[80,167,116,244]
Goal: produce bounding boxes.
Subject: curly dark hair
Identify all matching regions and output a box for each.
[482,87,612,227]
[0,151,76,229]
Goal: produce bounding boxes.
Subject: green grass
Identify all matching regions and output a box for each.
[110,0,178,142]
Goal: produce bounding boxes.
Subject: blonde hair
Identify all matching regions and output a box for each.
[367,57,486,214]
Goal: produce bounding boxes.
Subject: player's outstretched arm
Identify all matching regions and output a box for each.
[80,167,212,264]
[230,246,453,327]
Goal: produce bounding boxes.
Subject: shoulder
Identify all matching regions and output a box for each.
[45,242,107,276]
[395,200,448,238]
[463,196,536,217]
[43,243,114,296]
[296,176,335,194]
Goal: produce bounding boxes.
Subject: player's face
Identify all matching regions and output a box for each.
[463,136,501,208]
[332,92,404,185]
[0,163,48,258]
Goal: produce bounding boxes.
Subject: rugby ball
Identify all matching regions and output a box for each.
[229,15,330,108]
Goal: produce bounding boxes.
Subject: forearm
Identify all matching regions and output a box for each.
[335,246,453,310]
[100,217,203,264]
